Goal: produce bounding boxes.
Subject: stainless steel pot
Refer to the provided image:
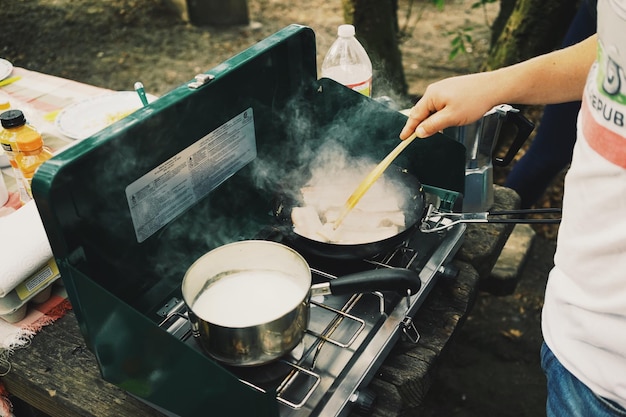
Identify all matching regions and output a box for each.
[181,240,420,366]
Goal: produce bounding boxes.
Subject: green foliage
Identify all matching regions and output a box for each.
[401,0,495,62]
[431,0,445,10]
[445,0,497,61]
[447,27,474,60]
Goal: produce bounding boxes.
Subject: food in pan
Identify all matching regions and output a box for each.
[291,180,406,244]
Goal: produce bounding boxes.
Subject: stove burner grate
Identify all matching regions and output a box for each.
[155,221,465,417]
[158,288,389,410]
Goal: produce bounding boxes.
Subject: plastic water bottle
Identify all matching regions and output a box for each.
[321,24,373,97]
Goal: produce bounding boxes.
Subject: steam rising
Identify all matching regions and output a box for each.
[104,92,409,304]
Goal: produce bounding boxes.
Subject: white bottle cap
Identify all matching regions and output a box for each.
[338,24,355,38]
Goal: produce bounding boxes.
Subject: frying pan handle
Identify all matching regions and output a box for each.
[311,268,421,297]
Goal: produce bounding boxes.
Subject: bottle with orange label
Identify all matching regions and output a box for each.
[0,100,10,206]
[0,109,33,204]
[0,110,51,200]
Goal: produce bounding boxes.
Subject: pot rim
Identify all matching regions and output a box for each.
[181,240,312,328]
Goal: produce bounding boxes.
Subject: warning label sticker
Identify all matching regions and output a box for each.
[126,108,256,243]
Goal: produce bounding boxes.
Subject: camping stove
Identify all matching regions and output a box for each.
[34,24,468,417]
[157,217,465,417]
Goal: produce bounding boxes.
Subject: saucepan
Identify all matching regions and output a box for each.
[181,240,421,367]
[275,166,560,261]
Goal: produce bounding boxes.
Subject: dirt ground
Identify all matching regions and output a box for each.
[1,1,562,416]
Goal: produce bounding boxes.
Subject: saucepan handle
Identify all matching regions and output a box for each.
[310,268,420,297]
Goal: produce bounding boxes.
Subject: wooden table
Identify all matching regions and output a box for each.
[2,186,519,417]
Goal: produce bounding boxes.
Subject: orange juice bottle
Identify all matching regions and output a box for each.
[0,100,10,206]
[0,110,51,199]
[0,101,12,166]
[0,109,32,204]
[14,126,52,199]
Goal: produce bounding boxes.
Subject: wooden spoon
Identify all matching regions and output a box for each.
[333,131,419,230]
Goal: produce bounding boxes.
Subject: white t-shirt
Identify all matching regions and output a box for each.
[542,0,626,408]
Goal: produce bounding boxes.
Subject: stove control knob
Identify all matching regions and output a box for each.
[437,263,459,280]
[349,388,377,416]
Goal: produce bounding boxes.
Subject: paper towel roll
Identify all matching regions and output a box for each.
[0,200,53,297]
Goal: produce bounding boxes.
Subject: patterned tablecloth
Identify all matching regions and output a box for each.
[1,67,111,149]
[0,66,110,416]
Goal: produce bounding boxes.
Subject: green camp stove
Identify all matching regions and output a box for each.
[32,25,466,417]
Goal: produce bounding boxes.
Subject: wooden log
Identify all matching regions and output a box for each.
[456,185,520,292]
[367,378,404,417]
[350,261,480,415]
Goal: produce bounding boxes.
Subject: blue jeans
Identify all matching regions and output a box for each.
[541,343,626,417]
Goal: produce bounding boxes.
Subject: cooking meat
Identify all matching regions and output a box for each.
[291,206,324,239]
[300,181,402,214]
[325,224,399,244]
[300,186,345,212]
[323,208,405,229]
[292,182,406,244]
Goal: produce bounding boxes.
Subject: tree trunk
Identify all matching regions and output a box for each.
[186,0,249,26]
[342,0,408,102]
[486,0,583,169]
[483,0,578,70]
[490,0,516,46]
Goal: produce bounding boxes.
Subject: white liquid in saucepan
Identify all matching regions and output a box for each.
[192,270,307,328]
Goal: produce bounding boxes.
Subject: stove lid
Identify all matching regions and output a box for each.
[33,23,318,299]
[31,25,318,416]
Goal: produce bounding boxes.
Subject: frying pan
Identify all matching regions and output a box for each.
[275,166,560,261]
[274,166,426,261]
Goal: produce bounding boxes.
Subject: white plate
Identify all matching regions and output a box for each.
[0,58,13,81]
[55,91,157,140]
